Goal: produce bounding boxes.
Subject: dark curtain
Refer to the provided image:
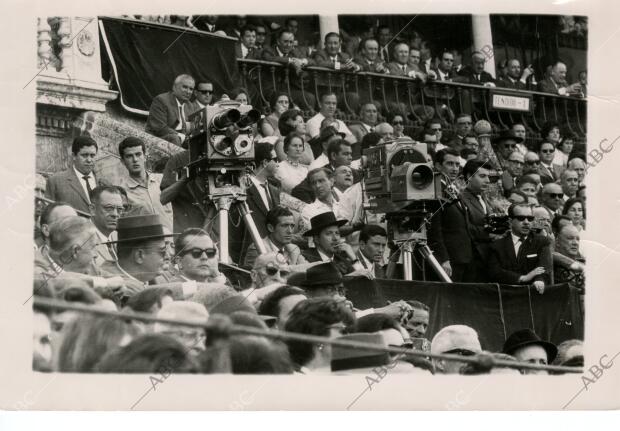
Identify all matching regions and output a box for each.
[345,278,583,352]
[99,17,241,114]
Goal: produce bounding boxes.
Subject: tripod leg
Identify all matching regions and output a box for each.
[215,196,233,264]
[237,201,268,255]
[402,243,414,281]
[418,244,452,283]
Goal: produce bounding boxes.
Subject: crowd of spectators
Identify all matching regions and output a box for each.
[33,17,587,376]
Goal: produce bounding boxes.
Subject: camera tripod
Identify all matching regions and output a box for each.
[397,237,452,282]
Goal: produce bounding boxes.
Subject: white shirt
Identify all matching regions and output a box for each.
[306,113,353,138]
[357,249,375,277]
[249,176,272,211]
[317,248,333,262]
[241,44,249,58]
[73,166,95,202]
[276,160,308,194]
[299,199,333,234]
[511,233,524,256]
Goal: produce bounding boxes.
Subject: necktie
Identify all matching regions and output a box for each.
[477,194,487,215]
[475,74,480,82]
[82,175,93,201]
[514,237,522,256]
[402,65,406,73]
[178,105,187,132]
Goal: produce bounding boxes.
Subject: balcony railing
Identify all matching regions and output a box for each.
[238,58,587,140]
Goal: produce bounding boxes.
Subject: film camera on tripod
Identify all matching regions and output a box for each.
[362,137,451,282]
[181,100,266,263]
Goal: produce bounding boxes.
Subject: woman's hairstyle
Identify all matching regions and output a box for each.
[283,131,305,153]
[562,197,586,219]
[228,335,294,374]
[269,92,290,110]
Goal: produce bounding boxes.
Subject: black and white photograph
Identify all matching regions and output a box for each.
[1,0,619,416]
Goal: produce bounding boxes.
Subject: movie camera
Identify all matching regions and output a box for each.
[362,138,451,282]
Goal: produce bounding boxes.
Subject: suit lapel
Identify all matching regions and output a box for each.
[248,184,268,215]
[67,169,89,206]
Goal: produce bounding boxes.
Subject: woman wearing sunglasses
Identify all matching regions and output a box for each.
[386,112,410,139]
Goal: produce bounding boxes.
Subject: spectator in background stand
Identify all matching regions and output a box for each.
[562,197,585,231]
[554,223,585,292]
[554,134,577,168]
[254,24,268,51]
[299,168,341,233]
[275,109,315,165]
[538,61,582,95]
[354,38,389,73]
[275,133,309,194]
[511,123,529,154]
[306,92,354,140]
[118,137,173,231]
[332,165,354,198]
[145,74,194,147]
[308,125,346,171]
[497,59,534,90]
[493,130,525,171]
[560,169,580,200]
[501,151,524,196]
[387,113,409,138]
[428,50,457,81]
[376,25,392,63]
[45,136,101,215]
[258,285,307,331]
[448,114,473,150]
[186,81,214,116]
[259,93,290,137]
[373,123,394,141]
[540,183,565,218]
[89,186,124,264]
[231,87,250,105]
[538,141,561,184]
[568,157,586,185]
[188,15,222,33]
[235,26,258,59]
[348,102,379,145]
[313,32,361,72]
[523,151,541,176]
[578,70,587,97]
[456,51,496,86]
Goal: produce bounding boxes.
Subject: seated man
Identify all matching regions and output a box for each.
[455,51,496,86]
[553,223,585,292]
[299,168,342,234]
[313,32,361,72]
[301,212,369,277]
[538,61,582,95]
[332,165,354,199]
[145,74,195,146]
[496,59,534,90]
[235,25,259,59]
[89,186,124,264]
[431,325,482,374]
[170,228,228,284]
[487,203,552,292]
[306,92,355,140]
[348,102,379,151]
[502,328,557,375]
[403,300,430,341]
[356,225,388,278]
[45,136,102,215]
[244,206,309,268]
[37,202,77,251]
[501,151,525,196]
[560,169,580,200]
[354,37,389,73]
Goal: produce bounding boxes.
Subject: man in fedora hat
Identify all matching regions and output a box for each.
[301,211,370,278]
[502,328,558,374]
[101,214,177,294]
[493,129,525,171]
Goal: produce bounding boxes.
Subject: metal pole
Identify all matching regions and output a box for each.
[237,200,268,255]
[402,242,414,281]
[419,243,453,283]
[215,196,233,264]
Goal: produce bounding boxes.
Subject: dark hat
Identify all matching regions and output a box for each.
[303,211,347,237]
[210,294,256,316]
[309,125,346,148]
[286,271,307,287]
[297,262,342,288]
[492,129,524,145]
[502,328,558,363]
[106,214,175,244]
[331,333,391,372]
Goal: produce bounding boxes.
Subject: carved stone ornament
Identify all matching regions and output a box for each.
[77,29,95,56]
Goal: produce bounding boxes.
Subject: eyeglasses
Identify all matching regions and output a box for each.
[509,159,524,165]
[430,127,442,132]
[184,248,217,259]
[197,89,213,94]
[546,193,564,199]
[540,149,555,154]
[504,144,517,149]
[258,262,289,277]
[101,205,126,215]
[513,215,535,222]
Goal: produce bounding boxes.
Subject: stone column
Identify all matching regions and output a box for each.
[471,14,496,77]
[319,15,340,48]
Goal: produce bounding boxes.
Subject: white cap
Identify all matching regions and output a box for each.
[431,325,482,355]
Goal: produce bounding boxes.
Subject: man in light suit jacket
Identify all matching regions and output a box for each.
[488,203,553,293]
[145,74,195,147]
[45,136,103,215]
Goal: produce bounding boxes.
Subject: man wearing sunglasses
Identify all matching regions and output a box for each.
[541,183,565,218]
[172,228,226,284]
[538,142,562,183]
[492,130,525,171]
[501,151,524,196]
[90,185,125,264]
[487,203,552,293]
[186,81,214,116]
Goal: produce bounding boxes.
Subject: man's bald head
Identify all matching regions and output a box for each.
[374,122,394,139]
[568,158,586,181]
[551,61,567,83]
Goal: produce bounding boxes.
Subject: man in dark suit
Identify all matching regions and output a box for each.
[537,61,582,95]
[433,160,494,282]
[427,51,458,81]
[356,225,388,278]
[455,51,496,86]
[501,151,524,197]
[488,203,552,293]
[45,136,102,215]
[348,102,379,146]
[497,59,533,90]
[238,141,281,264]
[145,74,194,147]
[261,29,316,109]
[188,15,222,33]
[354,38,389,73]
[234,26,260,59]
[387,42,426,79]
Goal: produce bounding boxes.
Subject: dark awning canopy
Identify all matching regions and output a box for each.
[99,16,241,115]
